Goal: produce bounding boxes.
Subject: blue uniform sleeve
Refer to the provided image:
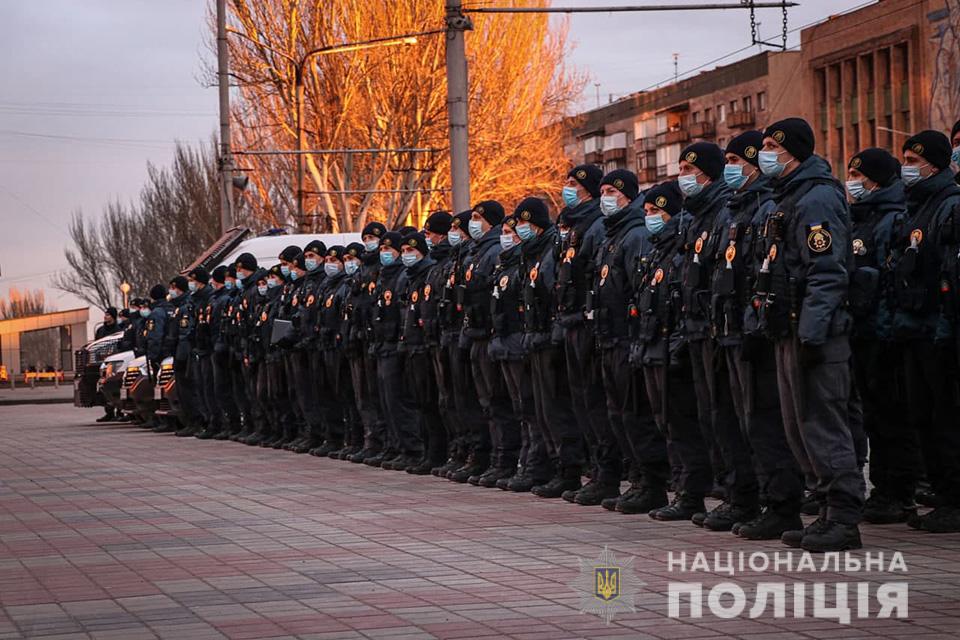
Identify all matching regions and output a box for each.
[796,185,851,345]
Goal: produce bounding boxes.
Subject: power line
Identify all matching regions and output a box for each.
[0,185,70,238]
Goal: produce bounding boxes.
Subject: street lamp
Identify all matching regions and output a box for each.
[119,282,131,308]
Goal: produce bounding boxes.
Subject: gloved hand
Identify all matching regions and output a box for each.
[798,341,825,368]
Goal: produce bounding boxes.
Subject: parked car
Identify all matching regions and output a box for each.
[73,333,124,407]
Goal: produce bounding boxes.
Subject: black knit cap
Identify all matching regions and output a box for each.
[345,242,364,258]
[169,275,189,293]
[600,169,639,201]
[279,245,301,262]
[513,196,552,229]
[211,265,228,284]
[150,284,167,301]
[227,265,237,279]
[401,232,428,256]
[472,200,505,227]
[396,225,418,236]
[643,181,683,217]
[451,210,472,232]
[235,252,257,272]
[502,214,518,230]
[380,231,402,251]
[326,245,346,261]
[680,141,724,180]
[951,119,960,142]
[848,148,900,187]
[187,266,209,284]
[292,252,306,271]
[567,164,603,198]
[303,239,326,256]
[763,118,815,162]
[361,221,386,238]
[268,264,284,279]
[423,210,453,235]
[105,306,118,320]
[725,130,764,167]
[903,130,953,170]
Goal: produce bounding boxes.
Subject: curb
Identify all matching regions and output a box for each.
[0,398,75,407]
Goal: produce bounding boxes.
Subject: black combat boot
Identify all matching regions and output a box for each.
[800,520,862,552]
[574,480,620,506]
[737,507,803,541]
[449,455,488,483]
[348,448,377,463]
[862,493,917,524]
[605,482,642,512]
[476,466,515,488]
[909,505,960,533]
[364,449,393,467]
[532,469,582,499]
[618,487,668,515]
[703,502,760,532]
[781,516,827,548]
[649,493,705,521]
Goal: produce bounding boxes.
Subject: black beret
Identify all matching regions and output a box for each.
[211,265,228,284]
[279,245,301,262]
[292,252,306,271]
[188,266,209,284]
[951,119,960,142]
[763,118,815,162]
[643,181,683,217]
[451,210,472,232]
[903,130,953,170]
[303,240,327,256]
[680,142,724,180]
[105,307,118,319]
[380,231,402,250]
[150,284,167,301]
[567,164,603,198]
[424,210,453,235]
[401,232,428,255]
[326,245,346,261]
[268,264,284,279]
[848,148,900,187]
[235,252,257,271]
[345,242,364,258]
[227,265,237,279]
[361,221,386,238]
[600,169,639,201]
[169,276,189,292]
[725,130,764,167]
[472,200,505,226]
[513,196,552,230]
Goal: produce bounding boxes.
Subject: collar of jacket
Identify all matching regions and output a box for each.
[563,197,601,227]
[603,197,643,232]
[683,179,731,217]
[905,168,958,209]
[521,225,557,260]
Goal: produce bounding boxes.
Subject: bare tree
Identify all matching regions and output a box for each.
[0,287,48,319]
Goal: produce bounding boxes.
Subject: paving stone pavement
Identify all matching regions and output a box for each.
[1,404,959,640]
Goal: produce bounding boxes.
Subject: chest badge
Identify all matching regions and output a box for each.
[852,238,866,255]
[724,244,736,267]
[292,295,299,307]
[564,247,576,263]
[384,290,393,306]
[499,275,509,290]
[260,311,267,322]
[424,284,432,300]
[910,229,923,248]
[600,264,610,287]
[411,290,419,303]
[307,294,316,307]
[653,268,664,285]
[529,264,539,283]
[368,281,376,294]
[325,296,333,308]
[465,265,474,282]
[768,244,778,262]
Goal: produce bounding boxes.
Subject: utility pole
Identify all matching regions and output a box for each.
[444,0,473,214]
[594,82,600,108]
[216,0,234,235]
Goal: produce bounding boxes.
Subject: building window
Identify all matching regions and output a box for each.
[692,111,701,123]
[757,91,767,111]
[743,96,752,113]
[717,137,726,149]
[729,100,738,113]
[717,104,726,122]
[704,107,712,122]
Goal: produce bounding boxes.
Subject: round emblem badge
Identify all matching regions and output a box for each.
[424,284,432,300]
[384,290,393,305]
[601,264,610,279]
[499,275,509,290]
[653,268,664,284]
[768,244,778,262]
[465,265,474,282]
[529,267,539,282]
[725,245,737,263]
[292,295,299,307]
[807,227,833,253]
[655,195,667,208]
[694,237,704,254]
[565,247,576,262]
[325,296,333,308]
[910,229,923,246]
[852,238,866,255]
[412,291,419,303]
[307,294,316,306]
[260,311,267,322]
[368,282,376,294]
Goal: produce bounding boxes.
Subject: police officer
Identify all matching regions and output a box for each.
[951,119,960,184]
[222,266,247,439]
[336,242,367,459]
[287,240,326,453]
[455,201,510,484]
[314,246,354,457]
[248,265,285,447]
[710,131,798,536]
[373,232,422,471]
[397,232,444,474]
[895,130,960,533]
[515,197,585,498]
[749,118,863,551]
[186,267,214,438]
[199,266,235,440]
[141,286,170,429]
[232,254,268,443]
[273,245,304,449]
[165,275,199,436]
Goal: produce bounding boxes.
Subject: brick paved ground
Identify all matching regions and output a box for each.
[2,405,959,640]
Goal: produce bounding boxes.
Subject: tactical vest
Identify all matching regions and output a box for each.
[373,269,403,344]
[593,220,643,340]
[681,215,725,337]
[710,212,761,338]
[522,254,553,334]
[556,216,598,316]
[319,280,345,350]
[491,262,524,337]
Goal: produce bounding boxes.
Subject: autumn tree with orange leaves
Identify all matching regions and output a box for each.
[220,0,583,233]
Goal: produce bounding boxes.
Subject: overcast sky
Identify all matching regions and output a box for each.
[0,0,869,338]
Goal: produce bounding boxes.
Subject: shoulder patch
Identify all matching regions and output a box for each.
[806,223,833,254]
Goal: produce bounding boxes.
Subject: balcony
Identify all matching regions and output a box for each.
[603,147,627,162]
[634,137,657,152]
[689,121,715,138]
[638,167,658,183]
[656,129,690,146]
[584,151,602,165]
[726,111,755,128]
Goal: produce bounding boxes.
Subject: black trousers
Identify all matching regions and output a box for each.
[283,352,303,440]
[530,344,585,477]
[903,339,960,507]
[198,354,217,430]
[349,346,384,452]
[602,345,669,489]
[229,357,248,433]
[377,350,422,457]
[255,359,275,435]
[727,340,802,513]
[309,350,334,444]
[212,351,237,430]
[292,350,322,442]
[177,356,203,428]
[408,350,446,464]
[242,360,266,433]
[448,339,488,460]
[500,357,542,476]
[430,344,459,458]
[322,349,354,445]
[470,338,513,467]
[565,325,619,484]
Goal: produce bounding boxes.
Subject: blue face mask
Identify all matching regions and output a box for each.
[257,285,268,296]
[289,271,299,281]
[599,195,621,217]
[324,263,342,277]
[758,150,788,177]
[645,213,666,235]
[561,186,580,207]
[364,239,380,252]
[236,272,246,282]
[901,164,925,187]
[188,281,198,293]
[225,280,235,290]
[448,230,463,247]
[168,288,178,298]
[139,308,151,318]
[280,265,290,277]
[425,236,434,250]
[500,234,516,251]
[401,253,421,268]
[516,222,535,242]
[845,180,868,201]
[678,173,704,197]
[952,146,960,166]
[468,219,484,240]
[268,278,282,289]
[380,251,396,267]
[344,260,360,275]
[723,164,749,190]
[305,257,319,272]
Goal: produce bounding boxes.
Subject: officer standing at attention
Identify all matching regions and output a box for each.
[337,243,368,459]
[315,246,354,457]
[186,267,213,438]
[895,130,960,533]
[200,266,235,440]
[165,275,198,436]
[232,254,268,443]
[273,245,304,449]
[142,284,170,382]
[753,118,864,552]
[452,201,508,483]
